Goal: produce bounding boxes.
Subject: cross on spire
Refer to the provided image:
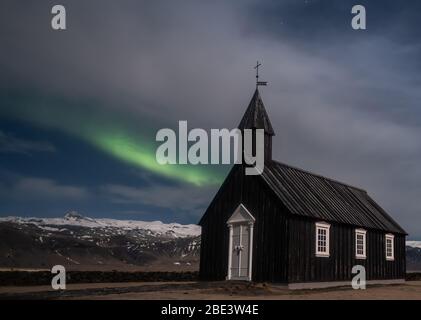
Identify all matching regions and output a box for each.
[254,61,267,88]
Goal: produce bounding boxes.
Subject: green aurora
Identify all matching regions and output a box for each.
[93,131,224,186]
[0,93,226,186]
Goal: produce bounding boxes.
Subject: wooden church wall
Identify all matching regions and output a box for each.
[199,165,290,282]
[287,216,406,283]
[199,165,243,280]
[240,173,289,283]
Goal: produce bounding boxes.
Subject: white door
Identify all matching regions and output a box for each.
[230,224,250,280]
[226,204,255,281]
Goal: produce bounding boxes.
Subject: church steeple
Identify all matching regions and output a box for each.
[238,88,275,162]
[238,89,274,135]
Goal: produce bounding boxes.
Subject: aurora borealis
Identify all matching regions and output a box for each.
[94,132,225,186]
[0,88,227,222]
[0,93,226,187]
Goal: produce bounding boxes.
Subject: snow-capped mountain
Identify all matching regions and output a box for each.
[0,212,201,271]
[406,241,421,271]
[406,241,421,249]
[0,211,200,239]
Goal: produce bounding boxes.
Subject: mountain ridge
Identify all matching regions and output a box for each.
[0,212,200,271]
[0,211,201,239]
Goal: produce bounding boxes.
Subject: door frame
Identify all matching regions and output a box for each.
[226,204,255,281]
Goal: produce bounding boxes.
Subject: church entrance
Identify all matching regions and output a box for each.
[226,204,255,281]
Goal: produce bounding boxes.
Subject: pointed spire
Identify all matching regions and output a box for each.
[238,89,275,136]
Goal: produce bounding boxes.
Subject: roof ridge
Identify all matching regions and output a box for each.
[269,160,367,193]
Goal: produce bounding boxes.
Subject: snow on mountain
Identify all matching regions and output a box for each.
[406,241,421,249]
[0,211,201,238]
[0,211,202,270]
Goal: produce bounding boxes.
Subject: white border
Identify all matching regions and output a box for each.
[385,233,395,261]
[355,229,367,259]
[315,222,330,257]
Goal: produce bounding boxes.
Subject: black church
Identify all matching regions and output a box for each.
[199,88,407,289]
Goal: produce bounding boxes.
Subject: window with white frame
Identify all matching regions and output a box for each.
[355,229,366,259]
[315,222,330,257]
[385,234,394,261]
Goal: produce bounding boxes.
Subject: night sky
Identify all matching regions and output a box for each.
[1,1,420,238]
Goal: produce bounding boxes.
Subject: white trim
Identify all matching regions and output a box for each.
[385,233,395,261]
[226,225,233,280]
[248,222,254,280]
[355,229,367,259]
[315,222,330,257]
[226,204,255,281]
[238,225,242,278]
[227,204,256,224]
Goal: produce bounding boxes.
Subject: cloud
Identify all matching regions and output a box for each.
[0,177,89,201]
[113,209,155,216]
[0,130,55,155]
[102,182,217,217]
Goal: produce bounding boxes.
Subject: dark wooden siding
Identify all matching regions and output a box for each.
[199,166,242,281]
[287,216,406,283]
[241,172,289,282]
[199,165,289,282]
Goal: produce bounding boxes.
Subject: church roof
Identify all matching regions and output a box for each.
[262,161,407,234]
[238,89,275,135]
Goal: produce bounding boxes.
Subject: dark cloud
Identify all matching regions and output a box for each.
[102,183,217,220]
[0,1,420,237]
[0,130,55,154]
[0,176,88,201]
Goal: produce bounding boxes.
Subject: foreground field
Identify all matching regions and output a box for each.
[1,281,421,300]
